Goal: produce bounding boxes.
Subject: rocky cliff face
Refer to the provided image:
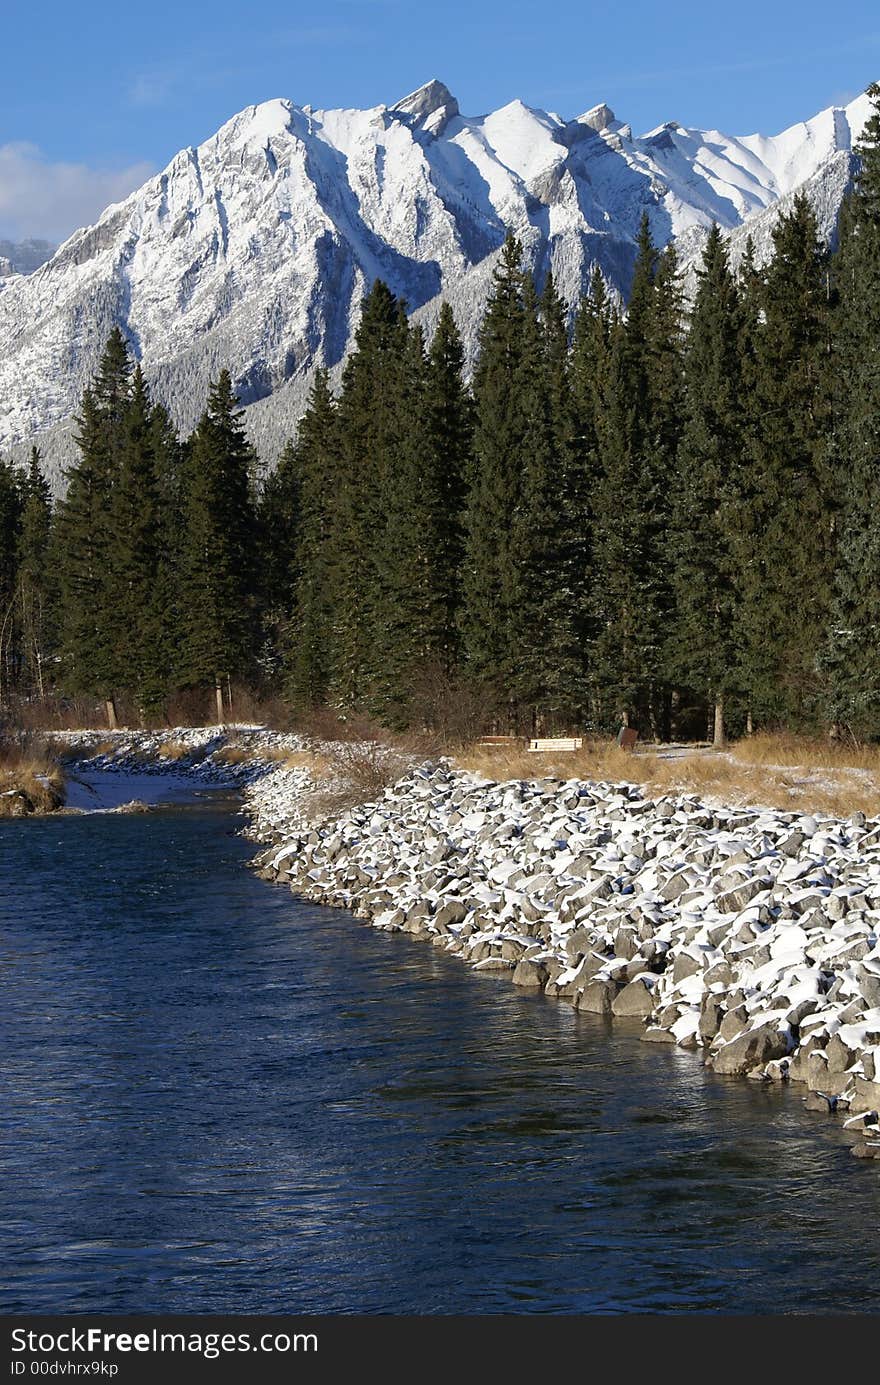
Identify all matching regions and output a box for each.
[0,82,872,481]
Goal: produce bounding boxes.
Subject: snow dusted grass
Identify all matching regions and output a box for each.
[456,736,880,818]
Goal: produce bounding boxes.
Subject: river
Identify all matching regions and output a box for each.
[1,788,879,1313]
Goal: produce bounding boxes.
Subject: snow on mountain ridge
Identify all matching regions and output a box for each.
[0,81,874,480]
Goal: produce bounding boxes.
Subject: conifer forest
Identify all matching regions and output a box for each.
[2,89,879,745]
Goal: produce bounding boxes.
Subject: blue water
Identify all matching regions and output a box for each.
[1,796,879,1314]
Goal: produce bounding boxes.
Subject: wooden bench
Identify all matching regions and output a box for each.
[526,737,583,753]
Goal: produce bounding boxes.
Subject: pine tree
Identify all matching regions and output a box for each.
[459,234,530,716]
[103,367,168,717]
[823,84,880,734]
[669,226,742,744]
[421,302,471,675]
[286,370,339,708]
[588,220,684,734]
[370,321,436,721]
[258,436,302,682]
[147,399,186,702]
[56,329,133,709]
[508,273,583,722]
[0,456,23,701]
[13,449,52,699]
[569,267,614,705]
[327,280,410,708]
[587,318,646,726]
[733,194,833,726]
[178,370,258,703]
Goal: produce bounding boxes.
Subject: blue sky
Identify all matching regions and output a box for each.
[2,0,879,241]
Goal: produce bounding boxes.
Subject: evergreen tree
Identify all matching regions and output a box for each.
[588,220,684,734]
[370,321,436,721]
[326,280,410,708]
[258,436,302,681]
[0,456,23,701]
[103,367,168,716]
[147,398,186,701]
[13,449,52,698]
[733,194,833,726]
[178,370,258,701]
[459,234,530,716]
[508,273,583,722]
[569,267,614,703]
[286,370,339,708]
[823,85,880,734]
[56,329,133,706]
[421,302,471,675]
[669,226,743,744]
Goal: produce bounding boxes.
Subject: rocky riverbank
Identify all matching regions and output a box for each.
[248,761,880,1160]
[57,728,880,1159]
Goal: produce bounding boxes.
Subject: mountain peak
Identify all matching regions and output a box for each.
[390,79,459,135]
[578,102,616,133]
[1,81,876,480]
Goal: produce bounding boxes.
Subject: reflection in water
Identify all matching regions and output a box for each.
[1,802,879,1314]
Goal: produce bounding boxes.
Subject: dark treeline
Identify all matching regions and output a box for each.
[2,87,880,742]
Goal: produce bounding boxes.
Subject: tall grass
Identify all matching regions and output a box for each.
[454,735,880,818]
[0,733,65,815]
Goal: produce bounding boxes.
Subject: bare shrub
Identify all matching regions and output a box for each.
[404,663,496,749]
[308,739,414,817]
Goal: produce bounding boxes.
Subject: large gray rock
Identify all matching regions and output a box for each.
[511,959,548,989]
[612,976,656,1018]
[856,963,880,1009]
[711,1021,790,1076]
[699,995,726,1042]
[850,1078,880,1116]
[434,899,469,929]
[577,979,617,1015]
[715,877,770,913]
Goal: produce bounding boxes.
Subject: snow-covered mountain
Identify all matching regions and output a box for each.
[0,80,873,479]
[0,238,55,278]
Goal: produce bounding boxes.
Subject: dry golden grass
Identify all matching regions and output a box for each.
[157,739,193,761]
[728,731,880,773]
[213,744,253,765]
[0,736,65,815]
[276,749,332,775]
[212,743,331,774]
[454,735,880,819]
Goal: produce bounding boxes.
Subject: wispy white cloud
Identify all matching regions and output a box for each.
[0,142,154,242]
[129,72,175,108]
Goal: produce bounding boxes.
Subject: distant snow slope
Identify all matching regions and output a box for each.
[0,238,55,277]
[0,81,872,482]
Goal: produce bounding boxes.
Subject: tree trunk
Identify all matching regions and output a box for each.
[215,677,225,725]
[105,698,118,731]
[713,696,726,749]
[669,687,681,741]
[746,708,754,737]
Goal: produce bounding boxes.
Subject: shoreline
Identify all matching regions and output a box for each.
[57,727,880,1161]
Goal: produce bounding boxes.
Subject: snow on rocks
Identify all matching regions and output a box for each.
[248,761,880,1156]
